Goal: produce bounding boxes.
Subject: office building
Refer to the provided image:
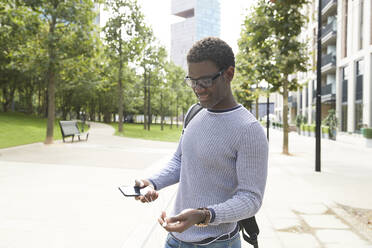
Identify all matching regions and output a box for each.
[285,0,372,133]
[170,0,221,70]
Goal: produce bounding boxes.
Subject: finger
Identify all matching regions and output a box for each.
[166,216,181,224]
[134,179,144,188]
[161,211,167,220]
[163,221,185,233]
[158,217,165,226]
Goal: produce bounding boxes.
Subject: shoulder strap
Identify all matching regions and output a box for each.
[239,217,259,248]
[183,103,203,129]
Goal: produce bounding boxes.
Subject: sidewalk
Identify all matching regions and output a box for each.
[0,123,371,248]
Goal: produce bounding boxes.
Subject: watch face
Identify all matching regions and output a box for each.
[194,208,211,227]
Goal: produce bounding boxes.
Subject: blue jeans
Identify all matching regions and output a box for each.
[164,233,241,248]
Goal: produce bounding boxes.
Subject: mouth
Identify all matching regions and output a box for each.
[197,94,209,101]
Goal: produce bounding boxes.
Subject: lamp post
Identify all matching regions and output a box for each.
[316,0,322,172]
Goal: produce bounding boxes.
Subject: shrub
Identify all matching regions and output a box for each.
[361,128,372,139]
[322,126,330,134]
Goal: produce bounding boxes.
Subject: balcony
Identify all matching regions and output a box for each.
[321,53,336,74]
[321,0,337,17]
[356,75,363,100]
[321,83,336,102]
[321,21,337,46]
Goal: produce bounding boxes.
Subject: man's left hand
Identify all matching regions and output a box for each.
[158,209,205,233]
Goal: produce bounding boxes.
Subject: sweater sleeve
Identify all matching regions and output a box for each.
[207,121,268,225]
[147,136,183,190]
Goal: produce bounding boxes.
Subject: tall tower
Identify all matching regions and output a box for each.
[170,0,221,70]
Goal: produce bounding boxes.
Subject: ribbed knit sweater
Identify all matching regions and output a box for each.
[148,104,268,243]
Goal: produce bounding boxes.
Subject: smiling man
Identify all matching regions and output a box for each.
[134,37,268,248]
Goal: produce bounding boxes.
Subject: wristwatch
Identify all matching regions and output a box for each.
[195,208,211,227]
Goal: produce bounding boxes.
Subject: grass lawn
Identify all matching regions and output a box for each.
[110,122,183,143]
[0,112,88,149]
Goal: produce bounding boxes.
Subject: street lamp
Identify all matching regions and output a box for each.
[316,0,322,172]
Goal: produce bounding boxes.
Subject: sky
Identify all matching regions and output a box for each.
[100,0,256,56]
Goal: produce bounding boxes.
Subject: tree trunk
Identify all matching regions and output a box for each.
[143,71,147,130]
[255,97,259,120]
[118,35,124,133]
[26,82,34,114]
[147,73,151,131]
[282,78,289,155]
[2,87,15,112]
[44,15,57,145]
[160,92,164,131]
[170,103,173,129]
[44,88,48,118]
[176,97,179,128]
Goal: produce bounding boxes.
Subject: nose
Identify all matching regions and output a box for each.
[193,83,206,93]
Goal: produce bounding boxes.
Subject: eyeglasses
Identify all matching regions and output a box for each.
[184,69,225,88]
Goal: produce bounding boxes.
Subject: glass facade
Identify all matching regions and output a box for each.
[195,0,220,40]
[171,0,220,70]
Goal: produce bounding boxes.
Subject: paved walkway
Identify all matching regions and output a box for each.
[0,122,371,248]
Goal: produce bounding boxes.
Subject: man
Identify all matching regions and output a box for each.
[134,37,268,247]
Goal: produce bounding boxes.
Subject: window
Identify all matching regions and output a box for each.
[342,66,348,103]
[355,102,363,132]
[342,0,348,57]
[341,104,348,132]
[356,60,364,76]
[359,0,364,50]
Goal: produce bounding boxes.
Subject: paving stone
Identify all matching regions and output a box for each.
[325,245,372,248]
[270,218,302,230]
[316,229,369,246]
[301,214,349,229]
[253,237,283,248]
[276,232,321,248]
[265,207,297,219]
[291,203,328,215]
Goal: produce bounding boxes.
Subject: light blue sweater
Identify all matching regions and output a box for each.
[149,105,268,242]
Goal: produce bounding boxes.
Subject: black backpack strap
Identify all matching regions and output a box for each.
[239,217,259,248]
[182,103,203,134]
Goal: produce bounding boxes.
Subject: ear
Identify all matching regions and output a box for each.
[224,66,235,83]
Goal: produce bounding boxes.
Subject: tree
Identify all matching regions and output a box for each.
[0,0,40,112]
[103,0,150,133]
[23,0,100,144]
[238,0,309,154]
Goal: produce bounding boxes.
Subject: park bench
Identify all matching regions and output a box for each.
[59,120,89,143]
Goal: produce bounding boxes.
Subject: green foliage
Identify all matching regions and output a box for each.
[111,123,182,142]
[361,128,372,139]
[322,125,329,134]
[322,109,338,131]
[237,0,310,154]
[295,115,303,128]
[0,111,62,148]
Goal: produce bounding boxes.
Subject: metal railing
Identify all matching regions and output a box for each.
[321,53,336,67]
[321,83,335,96]
[322,20,337,38]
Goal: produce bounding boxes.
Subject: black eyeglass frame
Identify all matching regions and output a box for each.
[184,69,225,88]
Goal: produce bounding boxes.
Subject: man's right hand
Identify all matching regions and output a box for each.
[134,179,159,203]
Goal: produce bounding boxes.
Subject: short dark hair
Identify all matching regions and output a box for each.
[187,37,235,69]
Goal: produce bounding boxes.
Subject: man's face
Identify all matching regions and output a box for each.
[187,61,230,110]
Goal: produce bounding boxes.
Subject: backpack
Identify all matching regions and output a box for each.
[183,103,260,248]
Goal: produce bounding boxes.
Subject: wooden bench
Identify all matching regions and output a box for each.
[59,120,89,143]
